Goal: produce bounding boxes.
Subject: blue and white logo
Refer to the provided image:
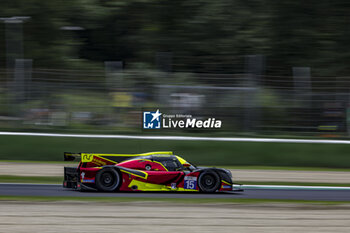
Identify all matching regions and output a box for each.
[143,109,162,129]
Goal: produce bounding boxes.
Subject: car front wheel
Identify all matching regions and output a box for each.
[198,171,220,193]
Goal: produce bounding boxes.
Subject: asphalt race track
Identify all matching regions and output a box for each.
[1,183,350,201]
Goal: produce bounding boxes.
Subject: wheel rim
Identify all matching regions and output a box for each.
[201,174,216,189]
[101,172,115,187]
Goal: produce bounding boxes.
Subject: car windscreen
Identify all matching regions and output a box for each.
[152,156,182,171]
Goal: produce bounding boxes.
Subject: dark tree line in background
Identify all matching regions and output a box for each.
[0,0,350,76]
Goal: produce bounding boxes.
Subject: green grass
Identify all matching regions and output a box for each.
[0,175,62,184]
[0,195,349,205]
[0,160,77,164]
[1,135,350,168]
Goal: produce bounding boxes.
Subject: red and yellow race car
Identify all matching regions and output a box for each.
[63,151,240,193]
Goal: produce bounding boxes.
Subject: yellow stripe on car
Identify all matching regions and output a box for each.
[128,179,198,192]
[175,155,188,165]
[119,167,148,179]
[221,180,231,185]
[81,151,173,163]
[140,151,173,156]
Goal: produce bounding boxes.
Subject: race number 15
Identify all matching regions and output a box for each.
[184,180,196,190]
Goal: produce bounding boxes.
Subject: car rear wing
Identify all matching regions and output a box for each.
[64,151,173,163]
[64,152,81,161]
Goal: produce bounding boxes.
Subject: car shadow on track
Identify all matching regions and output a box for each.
[65,189,244,195]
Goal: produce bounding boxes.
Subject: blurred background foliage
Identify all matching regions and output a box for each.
[1,0,350,165]
[0,0,349,137]
[0,0,350,76]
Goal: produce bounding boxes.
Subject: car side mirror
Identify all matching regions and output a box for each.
[183,163,191,168]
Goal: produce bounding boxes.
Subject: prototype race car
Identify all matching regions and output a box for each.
[63,151,241,193]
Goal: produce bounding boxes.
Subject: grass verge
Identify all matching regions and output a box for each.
[0,175,62,184]
[1,135,350,168]
[0,160,78,165]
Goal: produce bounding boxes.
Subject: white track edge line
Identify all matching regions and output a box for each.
[0,131,350,144]
[0,183,59,186]
[235,184,350,190]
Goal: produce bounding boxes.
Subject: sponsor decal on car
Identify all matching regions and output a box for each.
[81,153,94,162]
[82,178,95,183]
[81,172,95,183]
[92,157,107,166]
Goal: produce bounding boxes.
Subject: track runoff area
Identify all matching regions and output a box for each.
[1,131,350,200]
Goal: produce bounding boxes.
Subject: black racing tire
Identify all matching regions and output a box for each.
[198,171,220,193]
[95,168,121,192]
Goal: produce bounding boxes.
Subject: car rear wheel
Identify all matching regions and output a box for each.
[96,168,121,192]
[198,171,220,193]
